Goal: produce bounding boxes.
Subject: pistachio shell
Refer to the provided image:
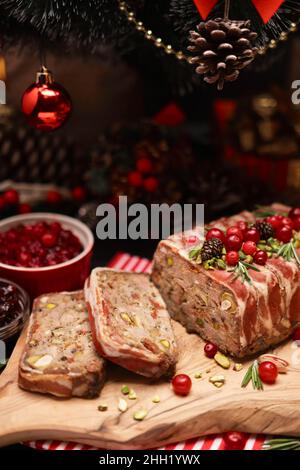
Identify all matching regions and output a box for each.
[133,409,148,421]
[214,352,231,369]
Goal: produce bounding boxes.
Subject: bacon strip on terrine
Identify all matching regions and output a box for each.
[151,203,300,358]
[19,291,106,398]
[84,268,178,378]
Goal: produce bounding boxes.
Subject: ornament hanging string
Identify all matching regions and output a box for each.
[193,0,285,23]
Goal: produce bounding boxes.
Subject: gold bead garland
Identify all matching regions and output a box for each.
[118,0,299,61]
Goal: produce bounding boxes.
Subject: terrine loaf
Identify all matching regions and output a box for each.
[151,203,300,358]
[84,268,178,378]
[19,291,106,398]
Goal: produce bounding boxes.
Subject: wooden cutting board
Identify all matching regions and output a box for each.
[0,321,300,450]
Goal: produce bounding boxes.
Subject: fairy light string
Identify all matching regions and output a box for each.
[118,0,299,63]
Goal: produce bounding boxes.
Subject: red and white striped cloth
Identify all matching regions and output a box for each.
[24,252,268,451]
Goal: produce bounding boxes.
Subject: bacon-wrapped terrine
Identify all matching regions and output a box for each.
[84,268,178,378]
[151,203,300,358]
[19,291,106,398]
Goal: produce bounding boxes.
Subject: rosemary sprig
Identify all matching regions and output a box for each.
[254,205,288,218]
[241,360,263,390]
[276,241,300,265]
[230,261,260,284]
[263,438,300,451]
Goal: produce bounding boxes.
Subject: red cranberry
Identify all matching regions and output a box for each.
[42,232,57,248]
[244,227,260,243]
[226,226,244,240]
[71,186,86,202]
[171,374,192,396]
[136,158,152,174]
[18,203,32,214]
[185,235,200,246]
[293,328,300,342]
[18,251,32,266]
[266,215,282,230]
[224,432,247,450]
[4,189,19,205]
[206,228,225,244]
[276,225,293,243]
[204,342,218,358]
[254,250,268,266]
[236,221,248,238]
[143,177,159,192]
[292,216,300,231]
[49,221,62,234]
[281,216,294,228]
[258,361,278,384]
[47,190,62,204]
[242,241,257,256]
[225,234,242,252]
[289,207,300,220]
[128,171,143,187]
[226,251,240,266]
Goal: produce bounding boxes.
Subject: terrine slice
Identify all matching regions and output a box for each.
[151,203,300,358]
[84,268,178,378]
[19,291,106,398]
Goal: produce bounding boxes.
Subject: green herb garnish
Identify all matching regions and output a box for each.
[241,360,263,390]
[230,261,260,284]
[263,438,300,451]
[276,241,300,265]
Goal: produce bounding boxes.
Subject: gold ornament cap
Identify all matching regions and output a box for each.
[36,65,53,85]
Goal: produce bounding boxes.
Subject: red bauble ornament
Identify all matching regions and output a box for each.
[47,190,62,204]
[128,171,143,187]
[21,66,72,132]
[144,177,159,193]
[72,186,87,202]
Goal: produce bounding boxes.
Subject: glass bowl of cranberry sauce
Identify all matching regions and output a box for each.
[0,213,94,299]
[0,278,30,341]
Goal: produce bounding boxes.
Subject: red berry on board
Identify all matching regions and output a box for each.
[47,190,62,204]
[18,203,32,214]
[171,374,192,396]
[253,250,268,266]
[266,215,282,230]
[136,157,152,174]
[224,431,247,450]
[225,234,242,252]
[4,189,19,205]
[289,207,300,220]
[293,328,300,342]
[128,171,143,187]
[226,226,244,240]
[244,227,260,243]
[41,232,57,248]
[242,241,257,256]
[204,342,218,358]
[276,225,293,243]
[258,361,278,384]
[71,186,86,202]
[143,176,159,192]
[293,216,300,231]
[0,196,5,210]
[206,228,225,244]
[281,217,294,228]
[226,251,240,266]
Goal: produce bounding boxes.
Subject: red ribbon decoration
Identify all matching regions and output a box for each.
[193,0,285,24]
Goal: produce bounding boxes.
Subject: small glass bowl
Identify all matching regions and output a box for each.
[0,278,30,342]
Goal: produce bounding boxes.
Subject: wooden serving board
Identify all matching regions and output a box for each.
[0,321,300,450]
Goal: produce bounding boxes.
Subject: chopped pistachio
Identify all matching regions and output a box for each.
[160,339,170,349]
[98,404,108,412]
[194,372,202,379]
[196,318,205,328]
[118,398,128,413]
[214,352,231,369]
[233,363,243,372]
[46,303,56,310]
[216,259,226,270]
[167,257,174,266]
[212,381,225,388]
[128,389,137,400]
[121,385,130,395]
[209,374,225,387]
[133,409,148,421]
[152,395,160,403]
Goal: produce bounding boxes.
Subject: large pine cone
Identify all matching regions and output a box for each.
[188,18,258,90]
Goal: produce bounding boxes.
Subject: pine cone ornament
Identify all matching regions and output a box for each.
[201,238,224,262]
[255,221,274,240]
[188,18,258,90]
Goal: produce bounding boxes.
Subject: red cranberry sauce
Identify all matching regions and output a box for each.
[0,221,83,268]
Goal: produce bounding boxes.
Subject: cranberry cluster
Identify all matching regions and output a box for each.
[0,221,83,268]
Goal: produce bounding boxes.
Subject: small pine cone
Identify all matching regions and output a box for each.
[201,238,224,262]
[188,18,258,90]
[255,221,274,240]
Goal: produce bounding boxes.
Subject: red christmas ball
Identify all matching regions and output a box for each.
[72,186,87,202]
[47,190,62,204]
[144,177,159,193]
[128,171,143,187]
[21,67,72,132]
[136,158,153,174]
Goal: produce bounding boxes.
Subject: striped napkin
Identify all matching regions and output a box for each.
[25,252,268,451]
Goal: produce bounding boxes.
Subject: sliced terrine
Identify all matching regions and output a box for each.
[151,203,300,358]
[19,291,106,398]
[84,268,178,378]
